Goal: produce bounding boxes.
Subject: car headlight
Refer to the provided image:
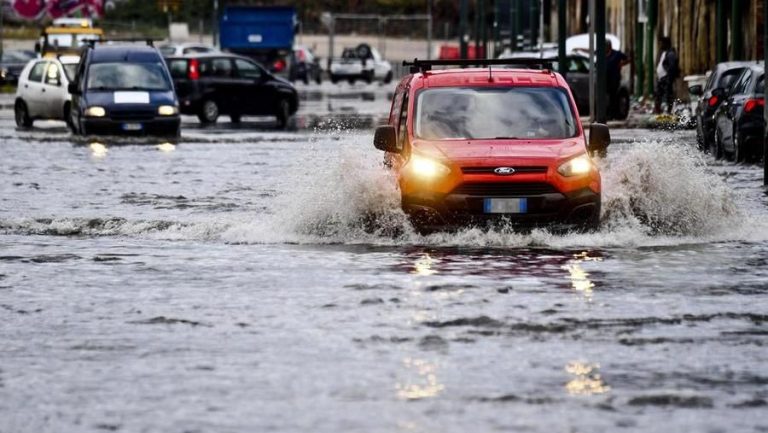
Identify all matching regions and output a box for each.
[408,154,451,179]
[84,106,106,117]
[157,105,178,116]
[557,154,593,177]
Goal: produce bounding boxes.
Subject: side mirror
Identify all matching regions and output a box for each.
[34,42,41,53]
[373,125,400,153]
[711,87,725,98]
[688,84,703,96]
[67,82,80,94]
[587,123,610,155]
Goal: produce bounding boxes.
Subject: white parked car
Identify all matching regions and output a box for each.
[158,43,218,57]
[329,43,392,84]
[14,55,80,128]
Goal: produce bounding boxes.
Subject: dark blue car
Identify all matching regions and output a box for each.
[68,42,180,137]
[712,64,765,163]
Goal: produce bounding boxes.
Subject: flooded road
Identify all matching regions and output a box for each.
[1,85,767,433]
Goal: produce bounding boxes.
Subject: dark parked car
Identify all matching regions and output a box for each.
[689,61,758,152]
[290,45,322,84]
[166,53,299,128]
[68,42,181,137]
[499,51,630,120]
[712,64,765,162]
[1,50,37,86]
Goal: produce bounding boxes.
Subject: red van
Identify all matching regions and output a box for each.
[373,59,610,232]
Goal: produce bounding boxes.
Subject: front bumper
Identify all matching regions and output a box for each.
[82,116,180,137]
[402,187,601,232]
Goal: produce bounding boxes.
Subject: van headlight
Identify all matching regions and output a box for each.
[557,154,593,177]
[408,154,451,179]
[84,106,106,117]
[157,105,178,116]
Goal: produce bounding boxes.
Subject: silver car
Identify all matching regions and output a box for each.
[14,55,80,128]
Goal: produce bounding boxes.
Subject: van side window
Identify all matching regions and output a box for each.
[28,61,47,82]
[397,91,409,150]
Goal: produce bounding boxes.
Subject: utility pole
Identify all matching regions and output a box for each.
[510,0,518,51]
[763,0,768,186]
[716,0,727,62]
[480,0,487,59]
[645,0,656,97]
[474,0,480,58]
[595,0,607,123]
[212,0,219,47]
[493,1,500,57]
[529,0,538,49]
[558,0,566,76]
[731,0,743,60]
[460,0,468,59]
[427,0,433,59]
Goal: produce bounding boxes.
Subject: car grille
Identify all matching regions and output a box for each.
[461,166,548,174]
[452,182,558,196]
[110,110,156,121]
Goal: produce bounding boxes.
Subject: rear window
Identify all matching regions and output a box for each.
[168,59,188,79]
[718,68,746,90]
[87,62,171,91]
[415,87,577,140]
[158,46,176,56]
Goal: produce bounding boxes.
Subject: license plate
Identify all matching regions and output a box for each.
[122,123,143,131]
[484,198,528,214]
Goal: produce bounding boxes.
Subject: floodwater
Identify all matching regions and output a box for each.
[1,84,768,433]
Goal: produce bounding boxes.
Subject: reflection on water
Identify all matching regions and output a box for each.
[565,362,610,396]
[412,253,438,276]
[156,142,176,153]
[88,142,108,158]
[396,357,445,400]
[562,251,602,299]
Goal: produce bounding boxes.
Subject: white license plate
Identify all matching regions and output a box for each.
[122,123,143,131]
[484,198,528,214]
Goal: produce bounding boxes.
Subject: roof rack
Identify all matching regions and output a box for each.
[85,38,155,47]
[403,58,553,73]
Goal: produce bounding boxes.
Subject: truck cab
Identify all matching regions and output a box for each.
[37,18,103,58]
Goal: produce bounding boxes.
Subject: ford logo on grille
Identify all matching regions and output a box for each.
[494,167,516,175]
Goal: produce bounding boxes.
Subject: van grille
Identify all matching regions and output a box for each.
[452,182,558,196]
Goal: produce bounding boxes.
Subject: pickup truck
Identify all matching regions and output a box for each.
[329,43,393,84]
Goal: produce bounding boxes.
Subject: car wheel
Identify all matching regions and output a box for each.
[230,113,242,123]
[14,100,33,128]
[302,74,310,85]
[733,128,745,163]
[348,78,356,84]
[275,99,291,129]
[315,71,323,84]
[712,128,724,160]
[63,102,75,132]
[383,71,393,84]
[330,74,338,84]
[364,71,373,84]
[198,100,219,124]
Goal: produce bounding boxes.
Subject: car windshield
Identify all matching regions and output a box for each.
[415,87,577,140]
[1,51,35,62]
[87,62,171,91]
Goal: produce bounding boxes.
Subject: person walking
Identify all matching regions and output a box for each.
[654,37,680,114]
[605,40,629,116]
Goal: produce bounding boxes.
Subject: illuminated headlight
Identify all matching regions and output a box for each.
[84,106,106,117]
[157,105,178,116]
[408,154,451,179]
[557,154,593,177]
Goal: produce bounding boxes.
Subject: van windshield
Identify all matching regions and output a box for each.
[87,62,171,91]
[415,87,577,140]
